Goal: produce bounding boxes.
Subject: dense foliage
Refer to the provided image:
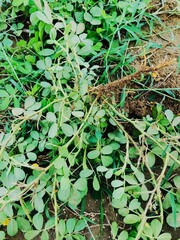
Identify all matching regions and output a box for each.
[0,0,179,239]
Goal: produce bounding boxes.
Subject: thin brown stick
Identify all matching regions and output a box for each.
[89,59,176,97]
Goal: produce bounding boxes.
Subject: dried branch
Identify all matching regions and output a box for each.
[89,59,176,97]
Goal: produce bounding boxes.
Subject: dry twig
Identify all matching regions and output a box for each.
[89,59,176,97]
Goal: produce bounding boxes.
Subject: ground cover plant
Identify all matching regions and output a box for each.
[0,0,180,239]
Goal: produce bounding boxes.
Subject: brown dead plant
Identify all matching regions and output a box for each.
[89,59,176,98]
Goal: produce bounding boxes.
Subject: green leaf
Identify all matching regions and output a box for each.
[111,180,123,188]
[61,123,74,137]
[96,166,108,172]
[143,223,153,237]
[125,175,138,185]
[14,168,25,181]
[5,84,16,96]
[167,213,180,228]
[84,12,93,22]
[91,19,101,25]
[118,230,128,240]
[123,214,140,224]
[54,157,65,169]
[39,48,54,56]
[146,152,155,168]
[45,218,55,229]
[17,217,31,232]
[0,97,10,111]
[33,213,43,230]
[44,1,52,23]
[30,131,39,140]
[26,142,37,152]
[68,187,82,207]
[76,23,85,35]
[48,123,58,138]
[157,233,172,240]
[4,204,13,217]
[25,96,35,110]
[163,193,171,209]
[66,218,76,233]
[169,192,177,228]
[74,178,87,191]
[41,231,49,240]
[80,80,88,96]
[34,194,44,213]
[61,176,70,190]
[7,219,18,236]
[34,0,42,10]
[110,142,120,150]
[93,175,100,191]
[172,116,180,127]
[12,0,23,6]
[27,102,41,111]
[66,3,73,12]
[72,111,84,118]
[150,219,162,237]
[0,212,6,222]
[87,150,100,159]
[118,208,129,217]
[0,90,9,97]
[105,169,113,179]
[173,176,180,188]
[78,45,92,56]
[101,145,113,155]
[112,187,124,199]
[36,11,51,24]
[80,169,93,178]
[101,155,113,167]
[119,86,127,107]
[141,184,149,201]
[0,231,5,240]
[46,112,56,122]
[129,199,141,211]
[58,219,66,237]
[147,125,159,135]
[25,230,40,240]
[74,219,86,232]
[95,109,105,118]
[36,60,46,70]
[134,170,144,183]
[64,23,72,35]
[27,152,37,161]
[111,221,118,239]
[90,7,102,17]
[165,109,174,123]
[0,187,8,197]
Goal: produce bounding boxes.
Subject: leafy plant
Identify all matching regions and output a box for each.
[0,0,179,239]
